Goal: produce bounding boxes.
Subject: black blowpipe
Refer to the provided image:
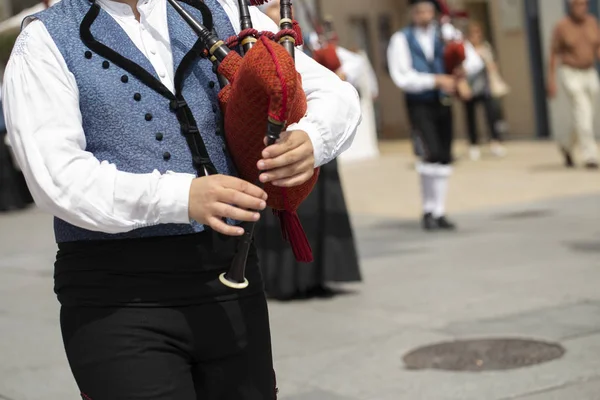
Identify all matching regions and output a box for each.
[167,0,230,62]
[237,0,257,55]
[279,0,295,57]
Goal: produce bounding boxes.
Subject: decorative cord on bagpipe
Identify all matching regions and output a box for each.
[197,7,304,56]
[167,0,318,289]
[221,26,302,51]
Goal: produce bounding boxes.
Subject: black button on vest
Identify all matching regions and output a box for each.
[156,132,164,141]
[134,93,142,101]
[212,105,217,113]
[102,61,110,69]
[84,51,92,59]
[208,81,216,89]
[163,152,171,161]
[121,75,129,83]
[145,113,153,122]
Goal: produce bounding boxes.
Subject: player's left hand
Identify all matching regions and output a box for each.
[257,130,315,188]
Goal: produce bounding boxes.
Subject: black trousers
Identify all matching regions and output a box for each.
[407,100,454,165]
[55,231,276,400]
[61,295,276,400]
[464,95,503,145]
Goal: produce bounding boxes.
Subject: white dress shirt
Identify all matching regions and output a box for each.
[2,0,360,235]
[387,22,484,93]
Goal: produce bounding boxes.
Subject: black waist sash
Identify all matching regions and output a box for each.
[54,230,262,307]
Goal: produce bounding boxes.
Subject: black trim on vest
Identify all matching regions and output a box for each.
[81,3,174,100]
[80,0,220,177]
[170,2,219,175]
[180,0,214,32]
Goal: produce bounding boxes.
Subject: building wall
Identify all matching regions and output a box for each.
[0,0,12,20]
[539,0,568,141]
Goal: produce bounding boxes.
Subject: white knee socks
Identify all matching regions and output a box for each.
[432,172,449,218]
[417,163,452,218]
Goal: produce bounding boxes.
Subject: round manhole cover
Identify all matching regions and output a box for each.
[403,338,565,372]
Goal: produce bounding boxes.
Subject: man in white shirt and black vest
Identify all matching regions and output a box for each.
[2,0,360,398]
[387,0,482,231]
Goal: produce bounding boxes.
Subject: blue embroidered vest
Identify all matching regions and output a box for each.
[402,26,445,103]
[31,0,237,242]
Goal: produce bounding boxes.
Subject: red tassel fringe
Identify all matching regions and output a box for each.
[273,210,313,262]
[292,21,304,46]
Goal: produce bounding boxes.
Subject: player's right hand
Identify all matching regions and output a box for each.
[188,175,267,236]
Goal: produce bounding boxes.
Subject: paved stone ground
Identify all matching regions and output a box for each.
[1,141,599,399]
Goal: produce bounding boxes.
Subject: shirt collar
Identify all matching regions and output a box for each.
[96,0,160,19]
[414,22,438,35]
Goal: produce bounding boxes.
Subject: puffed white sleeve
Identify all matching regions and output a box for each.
[387,30,437,93]
[3,20,195,234]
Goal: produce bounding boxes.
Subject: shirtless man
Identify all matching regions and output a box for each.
[548,0,600,169]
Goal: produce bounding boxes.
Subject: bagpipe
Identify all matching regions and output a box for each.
[436,0,472,99]
[167,0,319,289]
[438,0,467,75]
[310,17,342,73]
[292,0,342,73]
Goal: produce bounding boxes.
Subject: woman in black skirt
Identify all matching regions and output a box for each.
[256,159,361,300]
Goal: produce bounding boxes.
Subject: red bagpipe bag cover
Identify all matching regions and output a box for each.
[444,41,466,74]
[312,45,342,73]
[217,36,319,262]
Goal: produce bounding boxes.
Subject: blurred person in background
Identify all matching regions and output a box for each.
[336,45,380,163]
[256,1,362,300]
[464,20,509,161]
[548,0,600,169]
[387,0,483,231]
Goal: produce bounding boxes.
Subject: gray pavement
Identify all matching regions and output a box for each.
[1,192,600,399]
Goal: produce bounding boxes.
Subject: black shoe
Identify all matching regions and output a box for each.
[562,148,574,168]
[584,162,599,170]
[436,216,457,231]
[422,213,437,231]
